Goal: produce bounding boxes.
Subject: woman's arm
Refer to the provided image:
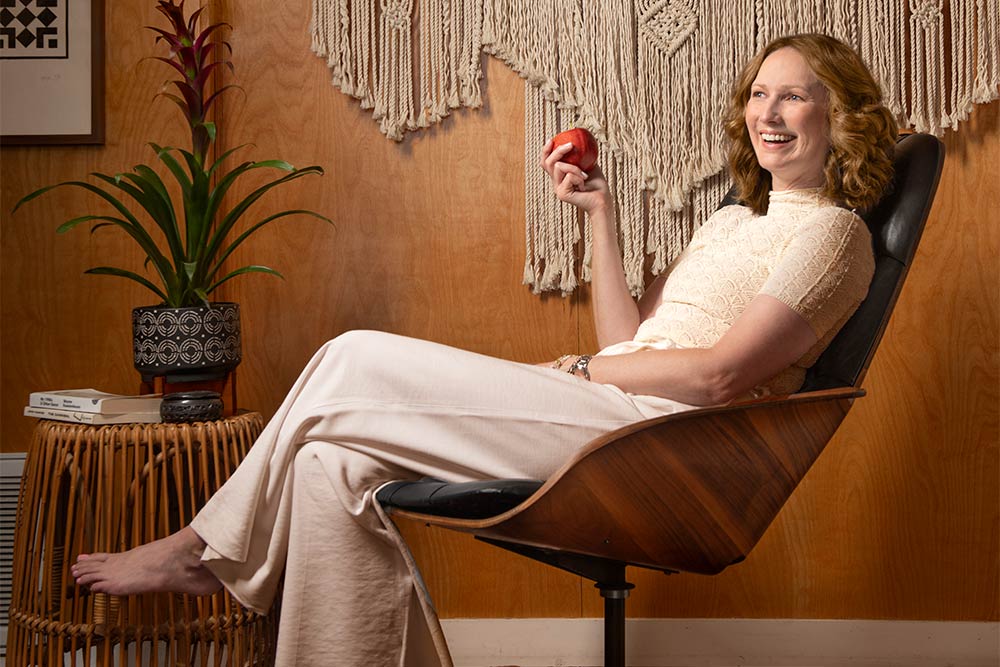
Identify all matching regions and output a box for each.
[581,294,818,406]
[587,203,644,346]
[540,141,643,347]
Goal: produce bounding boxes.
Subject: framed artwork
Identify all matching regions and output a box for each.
[0,0,105,145]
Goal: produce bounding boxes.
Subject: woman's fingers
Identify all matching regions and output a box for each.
[539,139,555,168]
[540,142,606,209]
[556,171,589,200]
[541,142,580,177]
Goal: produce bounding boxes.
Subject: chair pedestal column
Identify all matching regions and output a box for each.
[598,582,634,667]
[476,537,656,667]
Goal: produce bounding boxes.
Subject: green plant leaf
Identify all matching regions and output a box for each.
[24,179,180,300]
[90,169,183,270]
[85,267,170,304]
[200,121,216,142]
[122,168,183,262]
[15,1,331,309]
[149,143,192,194]
[193,158,259,267]
[12,182,70,214]
[202,159,291,231]
[205,209,333,284]
[207,265,283,293]
[200,165,325,273]
[207,142,254,176]
[180,149,212,260]
[56,214,130,234]
[132,164,177,216]
[202,167,326,272]
[252,159,295,171]
[192,287,210,306]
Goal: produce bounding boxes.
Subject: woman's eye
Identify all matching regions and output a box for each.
[787,94,802,101]
[750,91,765,98]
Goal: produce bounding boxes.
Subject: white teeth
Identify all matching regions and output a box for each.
[761,133,794,142]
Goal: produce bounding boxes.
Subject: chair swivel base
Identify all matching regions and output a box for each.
[477,536,676,667]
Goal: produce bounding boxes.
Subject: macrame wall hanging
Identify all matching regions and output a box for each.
[310,0,999,295]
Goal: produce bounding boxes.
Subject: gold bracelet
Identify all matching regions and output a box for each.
[552,354,573,370]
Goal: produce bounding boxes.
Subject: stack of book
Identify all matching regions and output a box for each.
[25,389,163,424]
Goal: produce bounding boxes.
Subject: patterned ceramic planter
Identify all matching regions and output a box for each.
[132,303,242,382]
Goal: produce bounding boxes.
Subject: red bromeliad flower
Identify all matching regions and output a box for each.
[15,0,331,308]
[148,0,236,165]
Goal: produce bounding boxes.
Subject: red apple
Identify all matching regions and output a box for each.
[551,127,599,171]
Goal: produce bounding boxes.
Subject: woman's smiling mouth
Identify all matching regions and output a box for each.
[761,132,795,144]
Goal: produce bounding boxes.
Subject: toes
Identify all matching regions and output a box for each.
[72,560,102,576]
[75,552,108,564]
[76,571,103,587]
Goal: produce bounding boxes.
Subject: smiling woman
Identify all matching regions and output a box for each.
[745,47,831,191]
[725,33,898,215]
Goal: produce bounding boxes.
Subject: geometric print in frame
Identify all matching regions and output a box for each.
[0,0,67,59]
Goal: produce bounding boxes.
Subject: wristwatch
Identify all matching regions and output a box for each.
[567,355,592,381]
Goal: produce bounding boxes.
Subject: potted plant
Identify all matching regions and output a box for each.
[14,0,330,386]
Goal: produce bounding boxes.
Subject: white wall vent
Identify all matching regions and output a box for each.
[0,452,27,666]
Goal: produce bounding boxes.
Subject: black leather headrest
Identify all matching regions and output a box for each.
[714,134,945,391]
[805,133,944,390]
[860,133,945,264]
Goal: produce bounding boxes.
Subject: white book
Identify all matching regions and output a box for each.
[24,406,163,425]
[28,389,162,414]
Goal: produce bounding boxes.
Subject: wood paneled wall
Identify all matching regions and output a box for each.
[1,0,996,622]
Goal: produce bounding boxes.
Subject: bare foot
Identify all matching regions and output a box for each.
[71,526,222,596]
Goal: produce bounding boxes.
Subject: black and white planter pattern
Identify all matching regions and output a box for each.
[133,302,242,381]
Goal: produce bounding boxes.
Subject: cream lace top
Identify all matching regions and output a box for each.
[600,189,876,395]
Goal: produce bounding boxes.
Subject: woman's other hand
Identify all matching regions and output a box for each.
[540,139,611,214]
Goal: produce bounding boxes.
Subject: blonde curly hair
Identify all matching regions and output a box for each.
[725,34,898,215]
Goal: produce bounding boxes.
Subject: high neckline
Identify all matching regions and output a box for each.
[767,188,837,210]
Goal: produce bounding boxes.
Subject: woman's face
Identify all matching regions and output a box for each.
[745,47,831,191]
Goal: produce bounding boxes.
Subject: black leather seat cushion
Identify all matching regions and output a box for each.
[377,479,543,519]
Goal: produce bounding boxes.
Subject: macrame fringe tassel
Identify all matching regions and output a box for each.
[311,0,483,141]
[311,0,1000,293]
[647,169,731,275]
[524,85,580,295]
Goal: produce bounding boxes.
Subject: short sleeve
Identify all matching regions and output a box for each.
[759,208,876,340]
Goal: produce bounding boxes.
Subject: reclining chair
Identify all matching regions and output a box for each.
[377,133,946,667]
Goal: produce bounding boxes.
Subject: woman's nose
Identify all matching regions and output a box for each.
[761,99,781,122]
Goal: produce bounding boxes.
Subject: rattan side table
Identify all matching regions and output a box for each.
[7,413,277,667]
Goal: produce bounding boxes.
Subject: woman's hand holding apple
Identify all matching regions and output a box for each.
[540,135,611,216]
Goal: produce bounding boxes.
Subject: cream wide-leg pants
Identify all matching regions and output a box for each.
[189,330,693,667]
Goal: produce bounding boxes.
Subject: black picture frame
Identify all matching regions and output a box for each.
[0,0,105,145]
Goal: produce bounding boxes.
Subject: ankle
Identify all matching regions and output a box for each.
[175,526,207,559]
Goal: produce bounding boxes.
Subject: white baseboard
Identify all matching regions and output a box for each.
[441,618,1000,667]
